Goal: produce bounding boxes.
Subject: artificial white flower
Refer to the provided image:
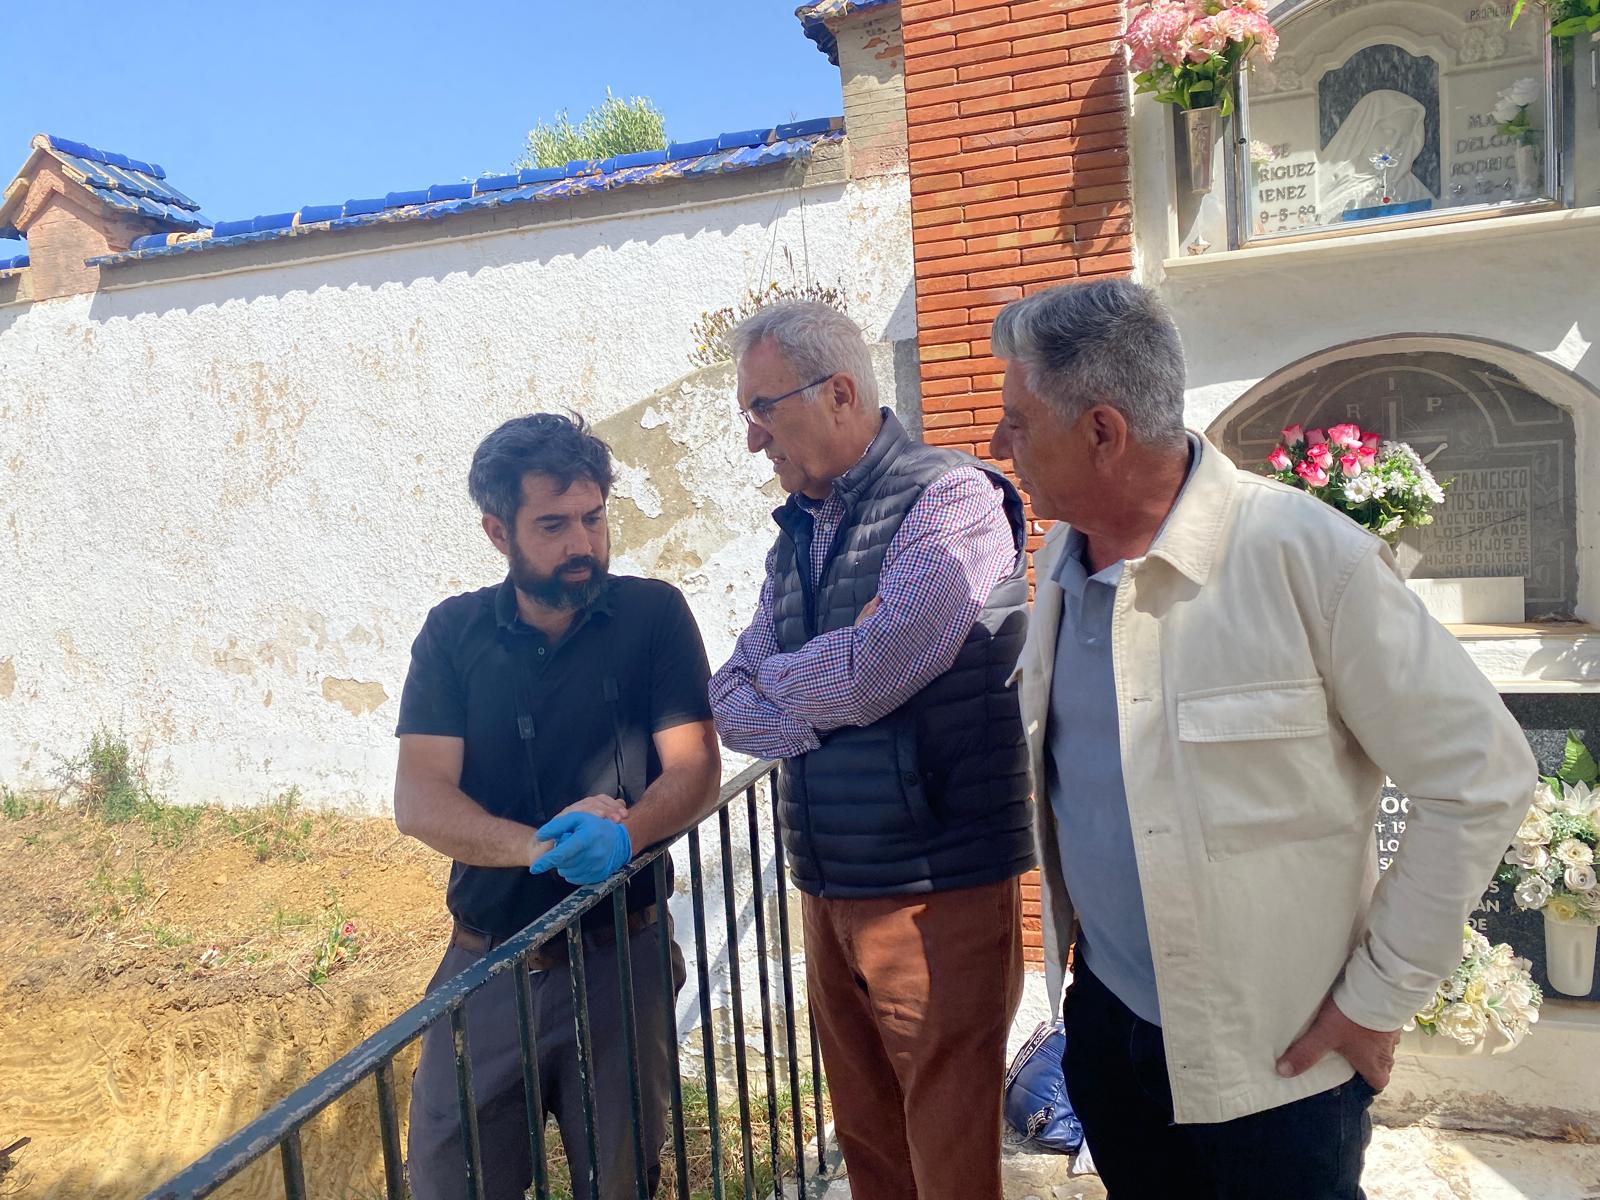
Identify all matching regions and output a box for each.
[1493,95,1522,123]
[1377,515,1404,538]
[1555,838,1595,868]
[1518,808,1554,844]
[1506,841,1550,871]
[1516,874,1553,910]
[1438,1001,1488,1045]
[1442,975,1465,1001]
[1343,474,1381,503]
[1535,780,1562,812]
[1509,76,1541,107]
[1554,780,1598,817]
[1566,864,1598,892]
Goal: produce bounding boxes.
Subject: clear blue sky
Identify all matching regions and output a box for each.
[0,2,842,254]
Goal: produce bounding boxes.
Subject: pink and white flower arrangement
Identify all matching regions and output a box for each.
[1264,423,1446,544]
[1123,0,1280,114]
[1405,924,1542,1051]
[1498,732,1600,925]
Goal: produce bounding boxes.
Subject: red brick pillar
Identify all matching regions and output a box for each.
[899,0,1134,965]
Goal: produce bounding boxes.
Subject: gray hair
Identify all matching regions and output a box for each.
[991,279,1187,446]
[729,301,880,410]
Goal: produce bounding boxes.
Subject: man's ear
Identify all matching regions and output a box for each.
[1084,404,1131,462]
[482,512,512,559]
[827,371,859,416]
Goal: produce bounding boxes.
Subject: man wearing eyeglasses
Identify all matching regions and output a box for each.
[710,303,1035,1200]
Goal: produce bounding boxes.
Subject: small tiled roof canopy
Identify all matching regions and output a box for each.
[795,0,900,64]
[0,133,210,270]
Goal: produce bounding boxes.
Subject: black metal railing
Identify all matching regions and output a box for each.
[144,760,835,1200]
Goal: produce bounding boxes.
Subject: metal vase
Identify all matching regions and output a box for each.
[1182,105,1221,194]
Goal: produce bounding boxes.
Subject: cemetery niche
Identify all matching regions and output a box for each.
[1241,0,1552,241]
[1216,347,1579,621]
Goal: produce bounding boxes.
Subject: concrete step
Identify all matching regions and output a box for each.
[808,1124,1600,1199]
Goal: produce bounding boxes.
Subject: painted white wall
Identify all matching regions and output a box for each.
[0,172,916,808]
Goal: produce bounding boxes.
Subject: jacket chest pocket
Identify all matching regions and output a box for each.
[1176,678,1345,860]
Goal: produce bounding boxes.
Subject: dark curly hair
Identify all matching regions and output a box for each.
[467,412,614,526]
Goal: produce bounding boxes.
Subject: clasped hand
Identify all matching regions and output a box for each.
[528,795,632,885]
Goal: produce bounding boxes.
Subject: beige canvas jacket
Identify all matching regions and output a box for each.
[1018,433,1535,1124]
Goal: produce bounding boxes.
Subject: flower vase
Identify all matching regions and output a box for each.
[1514,143,1540,200]
[1543,910,1599,996]
[1181,106,1220,194]
[1389,535,1424,581]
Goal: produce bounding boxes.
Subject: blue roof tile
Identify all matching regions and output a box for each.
[2,135,210,234]
[0,252,28,272]
[795,0,899,64]
[666,138,719,159]
[717,129,772,151]
[84,119,846,269]
[295,204,343,225]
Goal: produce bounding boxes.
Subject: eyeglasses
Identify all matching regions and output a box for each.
[738,374,835,428]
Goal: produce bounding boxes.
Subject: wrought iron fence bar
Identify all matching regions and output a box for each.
[808,1007,826,1177]
[653,855,691,1200]
[717,806,757,1200]
[514,958,551,1200]
[278,1129,306,1200]
[142,759,783,1200]
[373,1061,405,1200]
[744,784,783,1195]
[450,1005,486,1200]
[769,769,807,1196]
[687,827,726,1200]
[612,890,651,1200]
[567,925,602,1200]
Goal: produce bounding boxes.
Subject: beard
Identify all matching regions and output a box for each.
[508,544,610,612]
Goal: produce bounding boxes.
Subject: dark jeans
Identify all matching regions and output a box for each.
[1063,963,1374,1200]
[407,923,684,1200]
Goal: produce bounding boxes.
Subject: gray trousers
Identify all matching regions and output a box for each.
[407,923,684,1200]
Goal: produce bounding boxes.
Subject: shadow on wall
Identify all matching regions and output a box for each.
[83,178,856,327]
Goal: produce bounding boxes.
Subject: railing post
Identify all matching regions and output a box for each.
[567,926,602,1200]
[513,957,551,1200]
[373,1061,406,1200]
[718,806,758,1199]
[688,827,726,1200]
[449,1005,486,1200]
[769,768,808,1195]
[612,891,651,1199]
[745,785,783,1195]
[654,856,691,1200]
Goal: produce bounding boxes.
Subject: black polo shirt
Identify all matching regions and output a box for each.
[396,574,713,939]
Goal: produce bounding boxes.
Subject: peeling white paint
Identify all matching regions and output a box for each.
[0,173,916,809]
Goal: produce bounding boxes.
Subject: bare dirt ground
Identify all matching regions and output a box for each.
[0,793,451,1200]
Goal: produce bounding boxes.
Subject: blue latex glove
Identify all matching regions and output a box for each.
[529,811,633,885]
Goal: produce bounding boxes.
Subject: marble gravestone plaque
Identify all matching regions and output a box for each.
[1375,692,1600,1002]
[1217,349,1579,619]
[1319,43,1442,202]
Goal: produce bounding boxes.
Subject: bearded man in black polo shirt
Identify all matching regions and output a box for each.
[395,412,720,1200]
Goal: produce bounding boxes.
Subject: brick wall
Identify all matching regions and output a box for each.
[899,0,1133,964]
[10,163,146,301]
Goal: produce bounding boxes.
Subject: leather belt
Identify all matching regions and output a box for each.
[451,903,660,971]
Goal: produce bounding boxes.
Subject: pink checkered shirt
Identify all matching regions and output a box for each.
[710,464,1018,760]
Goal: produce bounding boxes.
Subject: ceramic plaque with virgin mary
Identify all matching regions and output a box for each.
[1241,0,1550,239]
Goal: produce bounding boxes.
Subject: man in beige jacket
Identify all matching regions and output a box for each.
[986,279,1533,1198]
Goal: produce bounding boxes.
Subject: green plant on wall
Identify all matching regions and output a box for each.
[689,282,849,368]
[1510,0,1600,38]
[515,89,667,170]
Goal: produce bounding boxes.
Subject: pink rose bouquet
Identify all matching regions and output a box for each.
[1264,423,1446,544]
[1123,0,1279,114]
